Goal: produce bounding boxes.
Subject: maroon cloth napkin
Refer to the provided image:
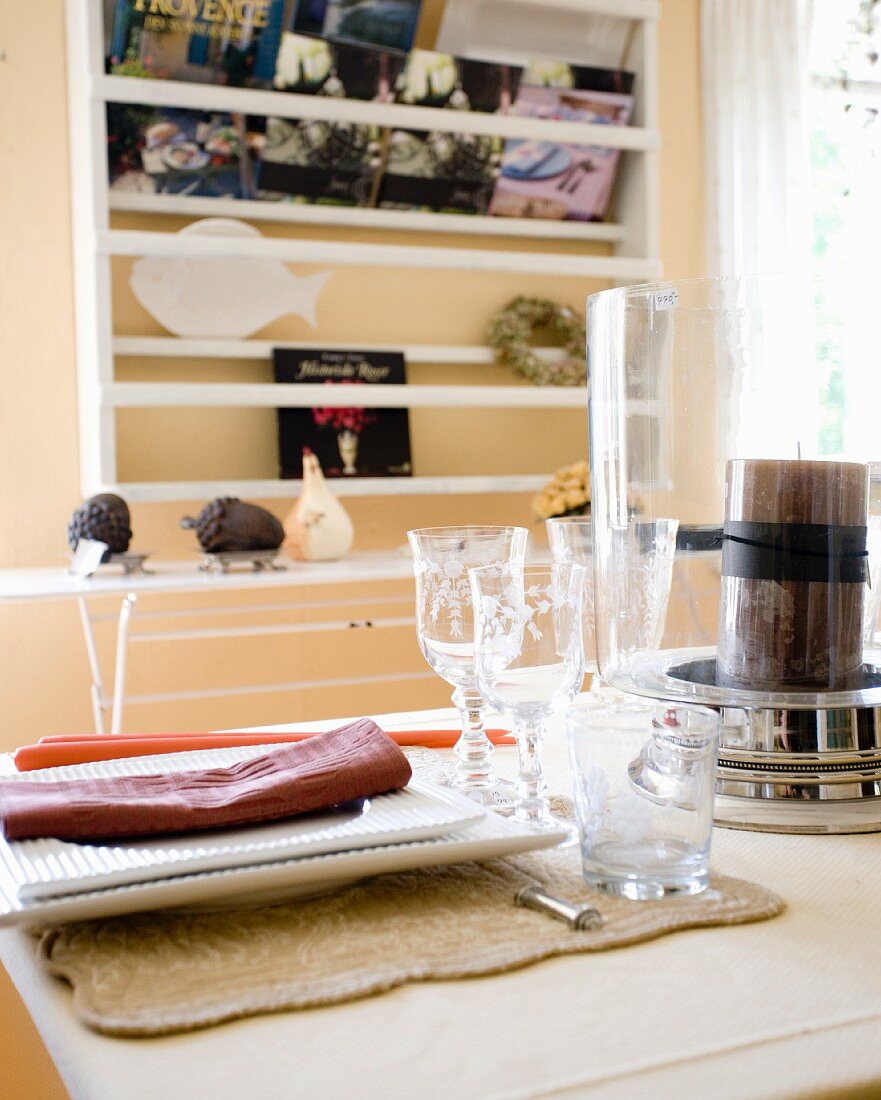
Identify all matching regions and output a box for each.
[0,719,412,842]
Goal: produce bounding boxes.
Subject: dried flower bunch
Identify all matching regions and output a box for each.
[532,460,591,520]
[488,296,587,387]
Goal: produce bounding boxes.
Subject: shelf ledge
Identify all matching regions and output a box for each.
[114,476,552,502]
[112,337,566,364]
[104,382,588,409]
[96,74,660,152]
[109,193,627,244]
[100,229,662,280]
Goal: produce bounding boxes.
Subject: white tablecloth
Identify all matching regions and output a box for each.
[2,707,880,1100]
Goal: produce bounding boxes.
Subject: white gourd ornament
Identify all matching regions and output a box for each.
[283,449,354,561]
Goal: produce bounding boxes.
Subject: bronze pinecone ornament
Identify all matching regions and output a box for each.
[67,494,133,561]
[181,498,284,553]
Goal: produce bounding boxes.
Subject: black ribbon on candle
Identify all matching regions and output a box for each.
[721,522,868,583]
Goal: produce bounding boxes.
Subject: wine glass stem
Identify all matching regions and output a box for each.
[451,688,495,789]
[513,718,549,823]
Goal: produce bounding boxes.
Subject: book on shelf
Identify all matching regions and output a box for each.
[106,104,262,197]
[104,0,296,87]
[292,0,423,52]
[489,65,635,223]
[256,33,405,206]
[274,348,412,479]
[377,50,523,216]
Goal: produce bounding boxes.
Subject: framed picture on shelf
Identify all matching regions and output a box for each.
[274,348,412,479]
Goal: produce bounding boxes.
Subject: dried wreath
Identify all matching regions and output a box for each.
[487,296,587,387]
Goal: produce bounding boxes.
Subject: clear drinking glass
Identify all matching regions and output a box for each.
[546,516,597,674]
[567,701,720,899]
[408,525,528,804]
[470,563,586,826]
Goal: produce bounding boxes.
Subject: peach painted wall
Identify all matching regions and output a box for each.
[0,2,704,1095]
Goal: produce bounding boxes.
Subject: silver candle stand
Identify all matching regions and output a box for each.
[612,650,881,835]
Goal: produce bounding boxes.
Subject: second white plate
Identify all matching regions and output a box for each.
[0,746,484,900]
[0,812,567,928]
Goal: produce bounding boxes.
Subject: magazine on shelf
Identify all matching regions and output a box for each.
[522,60,635,96]
[489,68,635,222]
[272,31,405,97]
[274,348,412,479]
[106,104,261,197]
[256,33,405,206]
[377,49,523,216]
[292,0,423,52]
[104,0,296,87]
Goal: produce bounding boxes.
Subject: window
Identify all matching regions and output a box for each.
[810,0,881,457]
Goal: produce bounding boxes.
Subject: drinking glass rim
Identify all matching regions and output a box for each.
[468,561,587,580]
[566,699,720,731]
[407,525,529,541]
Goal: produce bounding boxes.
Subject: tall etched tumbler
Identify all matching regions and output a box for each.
[546,517,597,673]
[408,526,528,802]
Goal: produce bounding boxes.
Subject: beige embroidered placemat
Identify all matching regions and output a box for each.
[36,844,783,1037]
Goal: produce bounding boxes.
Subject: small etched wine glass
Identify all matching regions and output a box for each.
[470,562,585,827]
[408,525,528,805]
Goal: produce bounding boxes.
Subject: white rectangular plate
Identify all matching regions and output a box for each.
[0,746,485,900]
[0,814,567,927]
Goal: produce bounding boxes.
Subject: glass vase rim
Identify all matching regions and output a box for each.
[587,271,827,311]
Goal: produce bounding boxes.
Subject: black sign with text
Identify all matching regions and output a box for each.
[274,348,412,479]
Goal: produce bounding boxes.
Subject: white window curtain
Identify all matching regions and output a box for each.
[701,0,818,458]
[702,0,816,276]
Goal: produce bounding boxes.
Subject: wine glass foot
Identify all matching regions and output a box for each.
[547,818,579,846]
[513,808,578,845]
[459,779,517,815]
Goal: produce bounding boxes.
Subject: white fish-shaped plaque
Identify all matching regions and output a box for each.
[129,218,331,337]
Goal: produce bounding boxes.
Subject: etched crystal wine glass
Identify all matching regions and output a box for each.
[408,526,528,804]
[470,562,586,827]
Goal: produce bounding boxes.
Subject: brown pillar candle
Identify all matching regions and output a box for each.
[716,459,869,692]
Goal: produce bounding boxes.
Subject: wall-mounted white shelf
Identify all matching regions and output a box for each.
[102,228,660,280]
[109,192,627,243]
[105,382,588,409]
[112,337,566,364]
[96,73,659,151]
[66,0,661,501]
[117,475,552,504]
[508,0,659,16]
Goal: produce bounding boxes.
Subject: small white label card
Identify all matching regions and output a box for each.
[653,288,680,311]
[70,539,108,577]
